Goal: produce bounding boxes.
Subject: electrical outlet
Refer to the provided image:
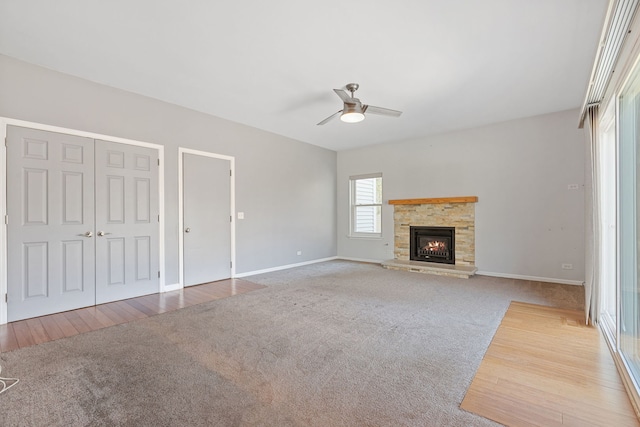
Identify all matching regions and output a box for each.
[561,263,573,270]
[237,212,244,219]
[297,250,302,256]
[567,184,579,190]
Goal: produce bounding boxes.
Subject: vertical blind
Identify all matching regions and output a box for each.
[580,0,639,126]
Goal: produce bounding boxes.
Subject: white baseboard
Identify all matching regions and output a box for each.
[476,270,584,286]
[337,256,384,264]
[162,283,182,292]
[234,258,584,287]
[234,256,339,278]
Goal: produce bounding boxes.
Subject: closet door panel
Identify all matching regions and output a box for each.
[6,126,95,322]
[95,140,159,304]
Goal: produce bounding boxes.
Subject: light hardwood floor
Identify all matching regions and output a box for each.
[461,301,640,426]
[0,278,265,354]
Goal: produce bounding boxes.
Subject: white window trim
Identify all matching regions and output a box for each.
[349,173,383,239]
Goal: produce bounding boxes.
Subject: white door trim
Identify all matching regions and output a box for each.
[0,117,166,325]
[178,147,236,289]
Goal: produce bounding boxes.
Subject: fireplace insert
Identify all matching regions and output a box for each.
[410,226,455,264]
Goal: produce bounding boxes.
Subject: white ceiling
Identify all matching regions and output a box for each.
[0,0,608,151]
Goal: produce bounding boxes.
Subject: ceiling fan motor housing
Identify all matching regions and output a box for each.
[343,102,363,114]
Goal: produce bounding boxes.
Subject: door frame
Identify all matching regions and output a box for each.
[178,147,236,288]
[0,117,166,325]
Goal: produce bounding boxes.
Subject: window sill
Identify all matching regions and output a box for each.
[347,234,383,240]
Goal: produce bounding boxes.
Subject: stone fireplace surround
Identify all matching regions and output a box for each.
[381,196,478,278]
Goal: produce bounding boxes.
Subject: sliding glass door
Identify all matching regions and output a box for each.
[599,100,617,340]
[618,61,640,388]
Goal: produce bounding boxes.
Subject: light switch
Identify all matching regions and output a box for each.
[237,212,245,220]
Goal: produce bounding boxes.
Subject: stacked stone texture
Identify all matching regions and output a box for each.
[394,202,475,266]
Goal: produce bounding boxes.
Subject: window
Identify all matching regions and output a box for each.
[598,98,617,342]
[349,173,382,237]
[618,62,640,387]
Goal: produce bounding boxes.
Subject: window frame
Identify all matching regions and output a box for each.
[617,61,640,392]
[349,173,383,238]
[597,96,618,347]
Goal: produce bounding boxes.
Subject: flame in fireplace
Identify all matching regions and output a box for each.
[423,241,447,251]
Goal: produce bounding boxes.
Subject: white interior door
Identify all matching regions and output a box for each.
[95,140,160,304]
[6,126,96,322]
[6,127,160,321]
[183,153,231,286]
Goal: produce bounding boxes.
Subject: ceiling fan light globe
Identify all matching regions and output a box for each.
[340,112,365,123]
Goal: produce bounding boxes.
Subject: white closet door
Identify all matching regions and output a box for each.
[94,140,160,304]
[183,153,231,286]
[6,126,96,322]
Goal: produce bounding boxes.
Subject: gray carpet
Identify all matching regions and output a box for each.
[0,260,583,426]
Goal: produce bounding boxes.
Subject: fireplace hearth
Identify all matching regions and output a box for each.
[410,226,455,264]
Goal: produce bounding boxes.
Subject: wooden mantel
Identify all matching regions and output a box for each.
[388,196,478,205]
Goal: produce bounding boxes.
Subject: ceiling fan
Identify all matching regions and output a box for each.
[317,83,402,125]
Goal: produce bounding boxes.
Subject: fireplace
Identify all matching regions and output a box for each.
[410,226,455,264]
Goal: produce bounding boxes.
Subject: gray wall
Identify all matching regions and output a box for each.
[0,55,337,283]
[337,109,586,283]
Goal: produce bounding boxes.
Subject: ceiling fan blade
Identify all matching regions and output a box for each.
[364,105,402,117]
[317,110,343,125]
[333,89,353,103]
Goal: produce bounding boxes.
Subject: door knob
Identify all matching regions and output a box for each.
[82,231,93,238]
[97,231,111,237]
[185,228,191,233]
